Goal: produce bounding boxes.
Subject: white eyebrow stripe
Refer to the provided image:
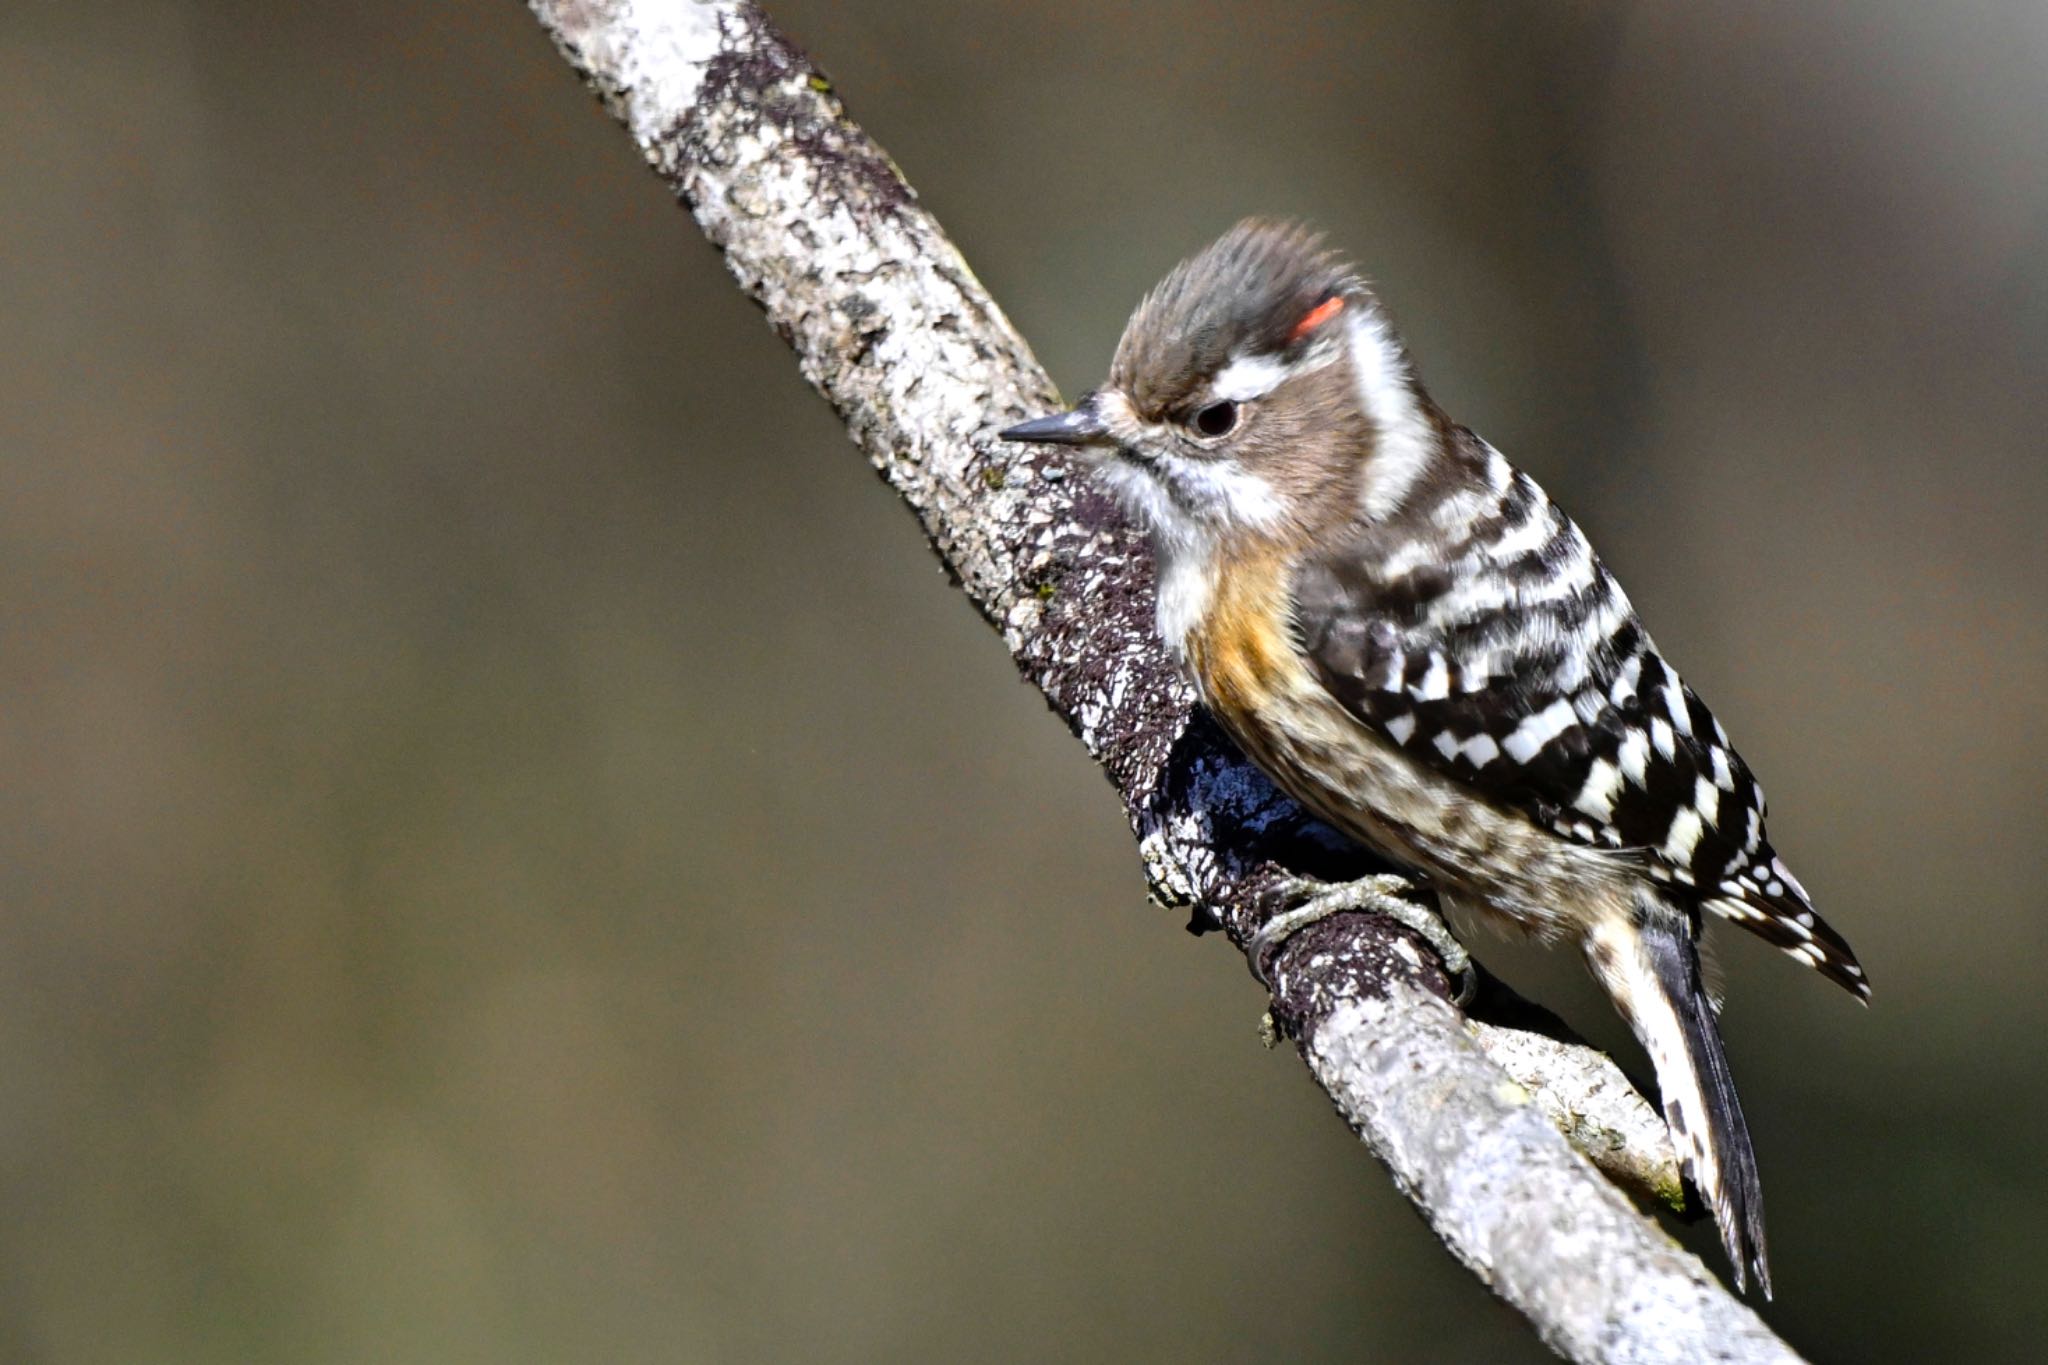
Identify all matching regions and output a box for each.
[1209,337,1346,406]
[1210,353,1292,403]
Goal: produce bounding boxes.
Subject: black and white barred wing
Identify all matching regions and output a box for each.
[1292,461,1868,999]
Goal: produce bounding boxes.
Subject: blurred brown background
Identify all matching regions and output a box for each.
[2,1,2044,1360]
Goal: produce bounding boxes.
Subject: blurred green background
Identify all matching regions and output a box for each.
[3,1,2045,1360]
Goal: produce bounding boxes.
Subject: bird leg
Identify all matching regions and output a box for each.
[1249,874,1477,1006]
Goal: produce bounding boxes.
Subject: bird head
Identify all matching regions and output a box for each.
[1002,218,1436,557]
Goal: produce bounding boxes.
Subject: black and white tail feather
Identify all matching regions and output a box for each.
[1615,899,1771,1297]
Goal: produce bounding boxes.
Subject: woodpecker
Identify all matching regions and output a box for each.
[1002,218,1865,1296]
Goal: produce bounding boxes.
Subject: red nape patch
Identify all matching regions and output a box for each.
[1289,294,1346,341]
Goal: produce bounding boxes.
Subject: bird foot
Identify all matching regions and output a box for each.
[1248,874,1476,1006]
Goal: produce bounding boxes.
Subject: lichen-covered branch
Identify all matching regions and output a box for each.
[519,2,1802,1360]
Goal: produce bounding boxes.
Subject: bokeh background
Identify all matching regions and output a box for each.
[3,1,2045,1360]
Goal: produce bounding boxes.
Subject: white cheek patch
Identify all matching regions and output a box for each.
[1346,310,1440,520]
[1157,452,1287,531]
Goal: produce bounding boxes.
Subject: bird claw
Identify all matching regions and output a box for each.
[1248,874,1477,1006]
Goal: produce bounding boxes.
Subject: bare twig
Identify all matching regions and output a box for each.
[518,3,1802,1359]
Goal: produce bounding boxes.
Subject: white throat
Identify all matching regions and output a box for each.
[1097,455,1279,658]
[1152,537,1218,655]
[1096,460,1221,654]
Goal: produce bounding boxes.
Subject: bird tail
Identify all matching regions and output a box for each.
[1587,900,1771,1297]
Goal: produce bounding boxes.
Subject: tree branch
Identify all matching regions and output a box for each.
[519,2,1801,1359]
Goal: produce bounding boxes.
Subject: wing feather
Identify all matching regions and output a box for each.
[1290,450,1867,998]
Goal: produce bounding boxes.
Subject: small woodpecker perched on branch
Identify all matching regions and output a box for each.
[1004,219,1868,1296]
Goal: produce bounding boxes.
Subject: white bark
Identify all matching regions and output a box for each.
[520,3,1804,1360]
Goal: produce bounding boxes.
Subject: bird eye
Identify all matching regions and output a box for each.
[1192,401,1239,437]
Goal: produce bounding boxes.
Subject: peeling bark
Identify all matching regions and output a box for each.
[520,3,1803,1360]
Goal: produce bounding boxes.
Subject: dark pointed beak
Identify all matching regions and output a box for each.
[1000,395,1110,447]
